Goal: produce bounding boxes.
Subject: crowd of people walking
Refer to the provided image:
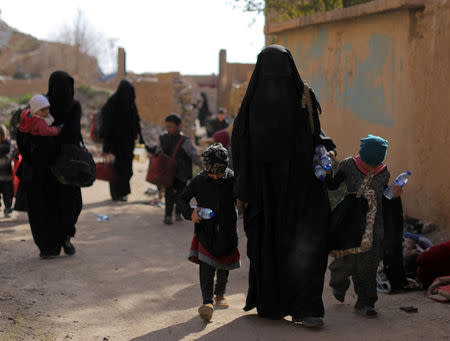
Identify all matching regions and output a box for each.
[3,44,446,331]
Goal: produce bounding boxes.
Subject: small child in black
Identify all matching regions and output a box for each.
[0,125,15,217]
[178,143,240,322]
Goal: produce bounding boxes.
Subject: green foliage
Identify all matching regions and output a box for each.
[235,0,372,18]
[0,94,32,106]
[75,84,109,99]
[17,93,32,105]
[0,315,25,341]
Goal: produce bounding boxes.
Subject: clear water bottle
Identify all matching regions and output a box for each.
[314,164,327,181]
[197,208,215,220]
[96,214,110,221]
[384,171,411,199]
[315,145,332,170]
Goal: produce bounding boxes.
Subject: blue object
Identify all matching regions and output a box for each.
[403,232,433,250]
[314,163,327,182]
[96,214,109,221]
[384,171,411,199]
[197,208,215,220]
[359,134,388,166]
[315,145,332,170]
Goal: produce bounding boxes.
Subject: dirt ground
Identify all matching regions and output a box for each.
[0,162,449,341]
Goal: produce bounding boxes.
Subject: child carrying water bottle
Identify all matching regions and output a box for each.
[178,143,240,322]
[326,135,404,318]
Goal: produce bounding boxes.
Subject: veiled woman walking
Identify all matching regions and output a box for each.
[101,80,144,201]
[232,45,336,328]
[17,71,82,258]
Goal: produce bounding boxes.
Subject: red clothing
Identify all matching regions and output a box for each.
[189,235,240,270]
[19,109,59,137]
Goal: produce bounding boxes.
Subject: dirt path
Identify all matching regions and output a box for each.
[1,162,449,341]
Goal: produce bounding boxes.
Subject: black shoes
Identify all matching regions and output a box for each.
[163,216,173,225]
[292,316,324,328]
[354,306,378,318]
[63,237,76,256]
[4,208,12,218]
[175,213,183,222]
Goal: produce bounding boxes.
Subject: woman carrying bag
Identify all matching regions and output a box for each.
[17,71,83,258]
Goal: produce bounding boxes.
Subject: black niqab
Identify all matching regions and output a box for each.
[47,71,75,125]
[232,45,336,319]
[101,79,142,199]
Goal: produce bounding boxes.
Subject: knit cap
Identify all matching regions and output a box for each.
[359,134,388,166]
[29,94,50,114]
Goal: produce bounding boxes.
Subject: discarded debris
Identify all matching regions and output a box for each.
[400,306,418,313]
[148,199,163,208]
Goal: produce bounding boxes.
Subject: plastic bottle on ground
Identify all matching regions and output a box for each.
[96,214,110,222]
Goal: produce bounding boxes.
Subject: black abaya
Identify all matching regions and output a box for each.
[17,71,83,255]
[232,45,336,319]
[101,80,143,200]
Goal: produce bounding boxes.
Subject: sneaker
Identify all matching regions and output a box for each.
[198,304,214,321]
[292,316,324,329]
[4,208,12,218]
[214,295,229,309]
[354,306,378,318]
[163,216,173,225]
[63,237,76,256]
[175,213,183,222]
[332,289,345,303]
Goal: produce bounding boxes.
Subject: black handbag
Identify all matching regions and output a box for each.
[328,194,369,251]
[51,138,96,187]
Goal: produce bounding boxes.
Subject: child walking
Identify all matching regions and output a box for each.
[0,125,15,217]
[154,114,202,225]
[19,94,62,137]
[178,144,240,322]
[327,135,402,318]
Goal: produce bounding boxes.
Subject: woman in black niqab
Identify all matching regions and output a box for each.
[232,45,336,326]
[17,70,82,257]
[101,80,144,201]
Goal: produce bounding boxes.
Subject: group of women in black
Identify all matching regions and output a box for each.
[15,44,374,328]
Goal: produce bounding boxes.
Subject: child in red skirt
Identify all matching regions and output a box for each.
[178,143,240,322]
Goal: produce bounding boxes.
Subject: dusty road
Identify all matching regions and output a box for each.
[1,162,449,341]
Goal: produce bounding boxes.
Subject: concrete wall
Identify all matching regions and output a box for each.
[130,73,175,126]
[0,79,47,98]
[266,0,450,228]
[218,49,254,115]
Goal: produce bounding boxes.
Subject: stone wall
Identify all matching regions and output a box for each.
[218,49,254,115]
[266,0,450,228]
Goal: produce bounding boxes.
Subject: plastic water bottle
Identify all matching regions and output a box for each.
[315,145,332,170]
[197,208,215,220]
[314,164,327,181]
[384,171,411,199]
[96,214,110,222]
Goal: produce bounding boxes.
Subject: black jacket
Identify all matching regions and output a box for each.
[178,169,238,257]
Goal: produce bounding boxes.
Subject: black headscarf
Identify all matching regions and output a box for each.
[102,79,140,142]
[111,80,136,109]
[47,71,75,125]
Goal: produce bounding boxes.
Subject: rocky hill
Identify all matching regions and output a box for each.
[0,19,100,81]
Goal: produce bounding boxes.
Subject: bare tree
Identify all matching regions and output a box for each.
[54,9,117,74]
